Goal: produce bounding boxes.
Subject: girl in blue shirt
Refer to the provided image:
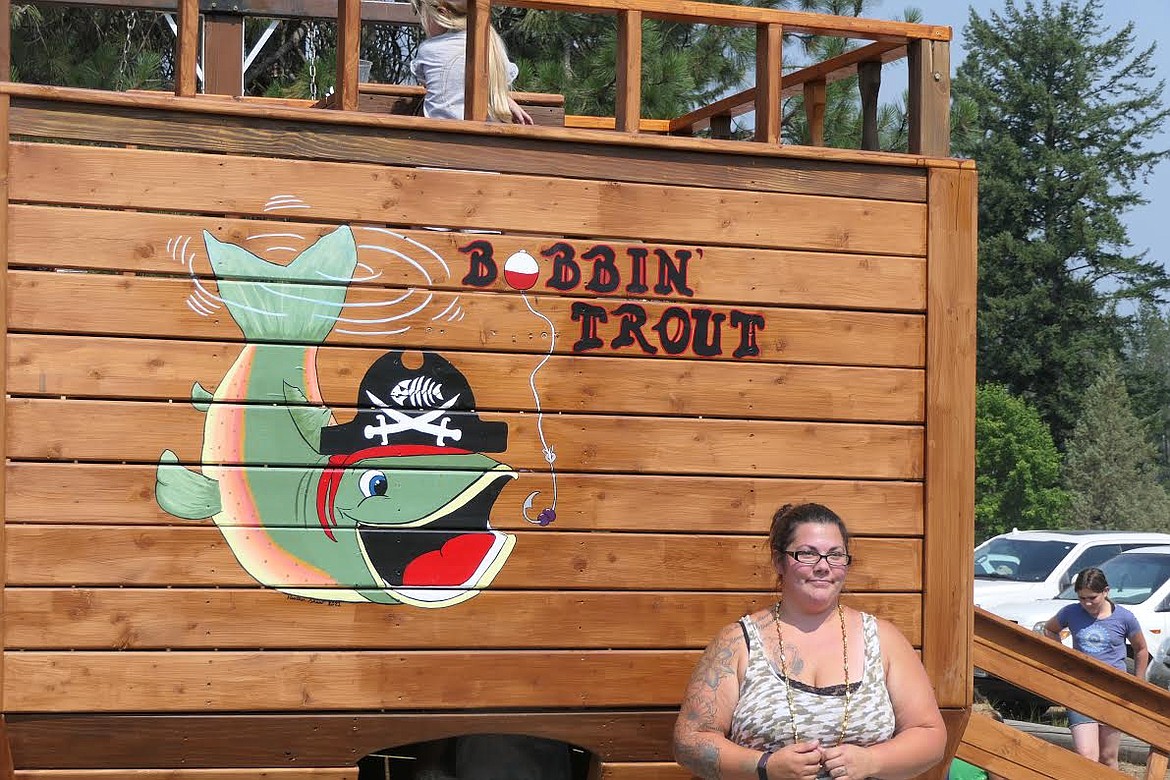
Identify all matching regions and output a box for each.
[1042,567,1149,769]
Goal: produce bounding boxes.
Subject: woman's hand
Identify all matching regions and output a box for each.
[766,740,823,779]
[508,97,534,125]
[820,743,876,780]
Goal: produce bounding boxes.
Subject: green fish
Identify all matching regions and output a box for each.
[155,226,516,607]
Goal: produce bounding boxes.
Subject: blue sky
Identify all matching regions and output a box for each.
[904,0,1170,268]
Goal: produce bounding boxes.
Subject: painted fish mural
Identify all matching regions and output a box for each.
[155,225,517,607]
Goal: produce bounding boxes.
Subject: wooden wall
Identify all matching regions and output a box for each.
[0,87,976,778]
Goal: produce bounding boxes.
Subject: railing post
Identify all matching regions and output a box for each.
[803,78,825,146]
[1147,748,1169,780]
[753,22,782,144]
[908,39,950,156]
[465,0,491,121]
[615,9,642,133]
[335,0,361,110]
[710,113,733,140]
[203,13,243,96]
[858,59,880,150]
[175,0,199,96]
[0,717,12,780]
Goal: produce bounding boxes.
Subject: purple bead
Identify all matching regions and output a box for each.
[537,508,556,527]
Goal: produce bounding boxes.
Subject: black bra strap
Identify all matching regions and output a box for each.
[739,619,751,651]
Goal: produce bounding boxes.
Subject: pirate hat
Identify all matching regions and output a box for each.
[319,351,508,455]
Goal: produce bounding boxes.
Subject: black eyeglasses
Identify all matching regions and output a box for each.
[785,549,852,567]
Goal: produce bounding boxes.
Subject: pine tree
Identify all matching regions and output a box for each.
[952,0,1170,445]
[11,5,168,89]
[1063,356,1170,532]
[975,383,1070,542]
[1121,303,1170,484]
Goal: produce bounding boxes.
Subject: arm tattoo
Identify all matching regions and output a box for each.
[676,737,721,780]
[675,627,743,780]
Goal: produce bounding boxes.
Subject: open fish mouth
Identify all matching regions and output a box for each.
[356,473,515,608]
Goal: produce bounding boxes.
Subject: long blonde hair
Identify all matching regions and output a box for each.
[412,0,514,122]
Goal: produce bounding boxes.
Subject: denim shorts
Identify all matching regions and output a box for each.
[1067,709,1097,727]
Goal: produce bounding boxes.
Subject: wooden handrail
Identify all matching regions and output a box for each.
[959,713,1130,780]
[11,0,420,22]
[497,0,950,42]
[670,39,906,135]
[1,83,971,169]
[973,608,1170,753]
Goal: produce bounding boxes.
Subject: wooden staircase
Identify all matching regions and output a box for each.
[963,609,1170,780]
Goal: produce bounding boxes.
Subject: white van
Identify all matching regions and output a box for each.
[990,545,1170,674]
[973,529,1170,612]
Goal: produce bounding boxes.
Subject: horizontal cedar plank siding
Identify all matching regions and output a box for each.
[14,772,357,780]
[1,91,944,779]
[5,650,704,711]
[8,336,924,423]
[6,463,925,535]
[5,526,923,591]
[5,710,681,767]
[9,143,928,255]
[8,272,926,368]
[9,206,927,311]
[8,399,925,478]
[4,589,922,649]
[7,99,929,203]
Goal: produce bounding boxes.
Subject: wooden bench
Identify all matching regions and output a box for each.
[317,83,566,126]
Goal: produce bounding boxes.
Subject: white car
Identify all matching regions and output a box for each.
[974,529,1170,612]
[990,545,1170,678]
[1149,635,1170,690]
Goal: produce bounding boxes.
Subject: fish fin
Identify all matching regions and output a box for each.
[203,225,358,343]
[284,381,331,451]
[155,449,221,520]
[191,382,213,412]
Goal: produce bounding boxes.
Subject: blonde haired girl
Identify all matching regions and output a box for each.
[410,0,533,124]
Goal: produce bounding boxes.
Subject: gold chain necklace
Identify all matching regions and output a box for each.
[771,602,851,746]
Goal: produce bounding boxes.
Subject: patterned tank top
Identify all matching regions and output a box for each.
[729,611,896,777]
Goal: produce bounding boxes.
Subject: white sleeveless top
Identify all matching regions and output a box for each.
[730,611,896,777]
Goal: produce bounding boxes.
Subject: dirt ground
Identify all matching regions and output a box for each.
[1119,762,1169,780]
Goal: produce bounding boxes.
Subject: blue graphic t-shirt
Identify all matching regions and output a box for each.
[1056,603,1141,670]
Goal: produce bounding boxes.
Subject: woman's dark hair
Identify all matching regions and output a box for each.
[768,503,850,566]
[1073,567,1109,593]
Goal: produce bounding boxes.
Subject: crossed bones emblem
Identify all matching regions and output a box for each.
[363,391,463,447]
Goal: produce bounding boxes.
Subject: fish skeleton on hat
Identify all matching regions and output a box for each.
[154,226,516,607]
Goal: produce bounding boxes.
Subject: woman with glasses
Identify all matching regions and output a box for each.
[673,503,946,779]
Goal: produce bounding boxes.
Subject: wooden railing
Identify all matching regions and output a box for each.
[969,608,1170,780]
[0,0,953,155]
[461,0,951,154]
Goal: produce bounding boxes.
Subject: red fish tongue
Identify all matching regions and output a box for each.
[402,534,495,587]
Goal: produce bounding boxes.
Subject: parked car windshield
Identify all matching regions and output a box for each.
[1055,552,1170,605]
[974,538,1075,582]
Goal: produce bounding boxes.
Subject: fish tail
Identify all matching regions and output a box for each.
[203,225,358,343]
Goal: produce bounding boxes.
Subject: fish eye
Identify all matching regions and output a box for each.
[358,470,389,498]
